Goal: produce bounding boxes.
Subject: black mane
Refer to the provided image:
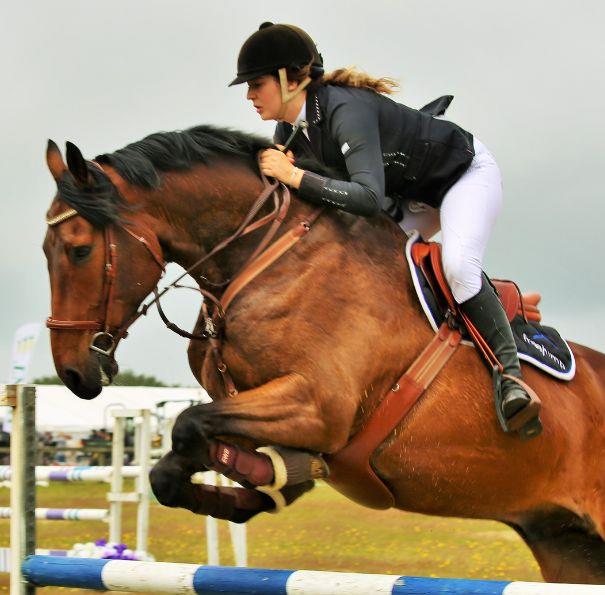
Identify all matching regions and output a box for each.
[57,165,126,227]
[57,124,339,227]
[96,125,273,189]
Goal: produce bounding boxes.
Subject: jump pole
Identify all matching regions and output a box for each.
[19,557,605,594]
[0,465,142,481]
[0,508,109,521]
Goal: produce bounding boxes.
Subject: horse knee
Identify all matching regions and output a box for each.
[149,469,179,508]
[171,405,210,455]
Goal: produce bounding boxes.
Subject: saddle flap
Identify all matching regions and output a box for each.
[492,280,542,323]
[412,242,542,323]
[411,243,456,313]
[491,280,521,322]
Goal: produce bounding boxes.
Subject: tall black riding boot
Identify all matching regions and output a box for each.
[460,277,542,439]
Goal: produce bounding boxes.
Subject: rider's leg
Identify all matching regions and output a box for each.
[440,139,535,425]
[459,276,532,418]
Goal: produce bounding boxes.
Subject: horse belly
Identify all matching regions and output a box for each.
[367,363,598,522]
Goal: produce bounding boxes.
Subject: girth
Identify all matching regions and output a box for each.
[325,323,461,509]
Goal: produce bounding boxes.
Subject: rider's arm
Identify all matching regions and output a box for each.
[297,95,384,217]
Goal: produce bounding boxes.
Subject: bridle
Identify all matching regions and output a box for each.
[46,154,322,373]
[45,208,165,357]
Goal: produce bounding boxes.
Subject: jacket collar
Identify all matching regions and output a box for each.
[306,89,322,126]
[278,89,323,161]
[293,101,307,129]
[302,88,323,160]
[281,89,321,131]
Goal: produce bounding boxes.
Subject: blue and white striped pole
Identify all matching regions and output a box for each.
[21,556,605,594]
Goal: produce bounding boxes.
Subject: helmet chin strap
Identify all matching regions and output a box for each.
[276,67,311,121]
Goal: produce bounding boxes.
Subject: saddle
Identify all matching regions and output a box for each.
[411,242,541,325]
[408,236,575,381]
[411,242,542,322]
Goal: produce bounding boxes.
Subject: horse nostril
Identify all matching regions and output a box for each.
[62,365,102,399]
[64,367,82,389]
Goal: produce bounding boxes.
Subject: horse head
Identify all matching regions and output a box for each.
[42,125,325,398]
[43,140,164,398]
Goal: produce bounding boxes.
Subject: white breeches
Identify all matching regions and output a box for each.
[398,138,503,304]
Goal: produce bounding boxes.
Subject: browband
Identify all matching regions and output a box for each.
[46,208,78,227]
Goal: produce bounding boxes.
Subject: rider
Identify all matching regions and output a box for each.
[229,22,540,437]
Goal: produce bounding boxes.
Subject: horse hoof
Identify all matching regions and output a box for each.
[171,406,210,457]
[518,416,543,441]
[193,483,275,522]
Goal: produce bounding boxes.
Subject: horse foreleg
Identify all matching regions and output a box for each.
[149,450,315,523]
[173,372,339,487]
[172,372,351,453]
[151,373,350,520]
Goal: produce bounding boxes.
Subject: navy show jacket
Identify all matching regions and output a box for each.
[274,85,475,219]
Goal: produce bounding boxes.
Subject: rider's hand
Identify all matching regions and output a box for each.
[274,144,295,161]
[260,148,303,188]
[275,144,294,163]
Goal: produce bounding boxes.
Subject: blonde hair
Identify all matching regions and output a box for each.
[321,67,399,95]
[285,65,400,95]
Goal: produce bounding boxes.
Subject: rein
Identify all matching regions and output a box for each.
[46,157,323,372]
[152,165,294,337]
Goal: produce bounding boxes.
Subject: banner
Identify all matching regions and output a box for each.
[8,322,42,385]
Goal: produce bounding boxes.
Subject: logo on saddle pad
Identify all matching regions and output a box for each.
[522,333,566,371]
[404,231,576,381]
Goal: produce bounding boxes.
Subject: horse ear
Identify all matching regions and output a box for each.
[46,140,67,181]
[65,141,90,185]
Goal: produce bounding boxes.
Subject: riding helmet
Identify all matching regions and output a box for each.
[229,22,324,86]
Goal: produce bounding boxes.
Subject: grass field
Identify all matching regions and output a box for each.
[0,480,541,594]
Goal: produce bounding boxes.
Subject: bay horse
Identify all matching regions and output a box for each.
[43,126,605,584]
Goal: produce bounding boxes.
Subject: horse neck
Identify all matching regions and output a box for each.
[134,157,306,283]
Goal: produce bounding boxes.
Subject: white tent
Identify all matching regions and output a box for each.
[31,385,210,432]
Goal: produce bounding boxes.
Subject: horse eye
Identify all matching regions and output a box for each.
[72,245,92,262]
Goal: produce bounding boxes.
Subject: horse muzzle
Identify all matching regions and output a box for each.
[59,350,119,400]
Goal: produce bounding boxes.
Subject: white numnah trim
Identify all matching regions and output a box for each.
[405,230,440,333]
[518,350,576,381]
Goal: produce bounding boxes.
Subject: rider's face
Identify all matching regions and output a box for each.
[246,76,283,121]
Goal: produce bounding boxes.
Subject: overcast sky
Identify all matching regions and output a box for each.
[2,0,603,387]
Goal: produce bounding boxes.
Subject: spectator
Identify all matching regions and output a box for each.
[54,432,67,464]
